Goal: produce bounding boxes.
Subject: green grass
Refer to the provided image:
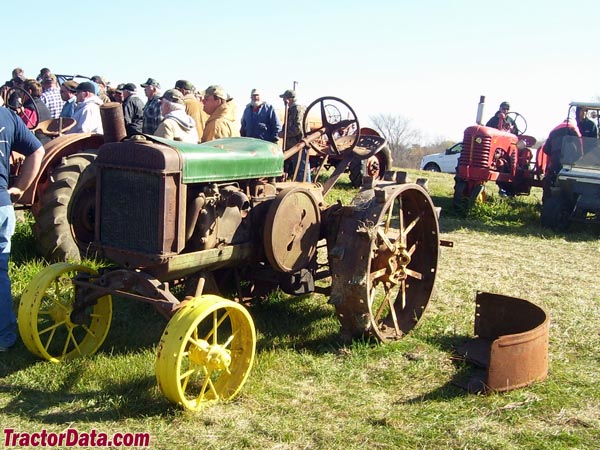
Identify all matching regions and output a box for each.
[1,171,599,449]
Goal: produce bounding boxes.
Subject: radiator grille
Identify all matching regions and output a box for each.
[99,169,162,253]
[460,132,492,168]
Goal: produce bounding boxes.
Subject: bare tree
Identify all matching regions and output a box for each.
[369,113,421,162]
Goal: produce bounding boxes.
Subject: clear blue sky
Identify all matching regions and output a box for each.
[5,0,600,144]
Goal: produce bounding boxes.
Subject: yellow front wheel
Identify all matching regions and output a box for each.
[156,295,256,411]
[18,262,112,362]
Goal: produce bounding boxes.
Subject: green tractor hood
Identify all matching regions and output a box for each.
[151,136,284,183]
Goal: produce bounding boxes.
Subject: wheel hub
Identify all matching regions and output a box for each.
[49,303,75,327]
[365,156,381,178]
[191,340,232,372]
[373,242,411,285]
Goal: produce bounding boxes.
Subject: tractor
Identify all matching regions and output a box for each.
[18,96,444,411]
[453,96,548,207]
[540,101,600,231]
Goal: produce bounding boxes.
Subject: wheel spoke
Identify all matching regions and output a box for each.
[376,228,395,252]
[388,293,401,336]
[61,327,73,356]
[402,213,422,239]
[373,285,392,323]
[205,310,230,343]
[370,267,387,281]
[39,320,66,336]
[68,328,83,356]
[405,268,423,280]
[43,327,58,351]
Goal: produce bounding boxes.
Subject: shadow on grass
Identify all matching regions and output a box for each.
[0,376,174,423]
[399,332,485,404]
[250,292,342,354]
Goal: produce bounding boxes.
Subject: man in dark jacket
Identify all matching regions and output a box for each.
[279,89,309,181]
[121,83,145,137]
[486,101,519,135]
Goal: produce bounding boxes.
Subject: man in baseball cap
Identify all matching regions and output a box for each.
[91,75,110,103]
[240,88,281,143]
[141,78,162,134]
[486,100,518,134]
[121,83,144,136]
[59,80,79,118]
[279,88,309,181]
[201,85,239,142]
[279,89,296,99]
[154,89,197,143]
[175,80,205,140]
[67,82,103,134]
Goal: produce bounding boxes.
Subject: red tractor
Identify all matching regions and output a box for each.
[453,96,549,207]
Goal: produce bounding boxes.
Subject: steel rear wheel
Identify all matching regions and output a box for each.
[330,184,440,342]
[18,262,112,362]
[156,295,256,411]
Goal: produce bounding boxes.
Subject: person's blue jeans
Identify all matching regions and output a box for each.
[0,205,16,348]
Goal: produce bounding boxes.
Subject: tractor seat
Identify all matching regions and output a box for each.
[35,118,76,137]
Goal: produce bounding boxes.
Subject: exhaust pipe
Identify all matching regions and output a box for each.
[100,102,127,143]
[476,95,486,125]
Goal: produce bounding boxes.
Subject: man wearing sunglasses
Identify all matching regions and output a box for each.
[486,101,519,135]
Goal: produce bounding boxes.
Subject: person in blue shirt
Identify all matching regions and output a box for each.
[240,89,281,143]
[0,107,44,351]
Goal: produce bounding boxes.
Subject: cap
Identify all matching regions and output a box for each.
[141,78,160,88]
[251,88,260,96]
[62,80,79,92]
[115,83,125,93]
[204,85,227,100]
[122,83,137,92]
[175,80,194,91]
[500,101,510,109]
[160,88,185,104]
[42,73,57,83]
[279,89,295,99]
[91,75,108,86]
[76,81,96,94]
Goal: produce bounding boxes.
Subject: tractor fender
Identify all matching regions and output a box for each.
[19,133,105,206]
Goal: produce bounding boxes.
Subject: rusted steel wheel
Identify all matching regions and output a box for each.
[329,184,440,342]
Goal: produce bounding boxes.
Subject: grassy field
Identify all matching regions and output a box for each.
[1,170,599,449]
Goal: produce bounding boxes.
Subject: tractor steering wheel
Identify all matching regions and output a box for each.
[506,111,527,136]
[5,86,40,129]
[302,96,360,156]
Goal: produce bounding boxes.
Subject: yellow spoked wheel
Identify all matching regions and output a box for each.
[18,262,112,363]
[156,295,256,411]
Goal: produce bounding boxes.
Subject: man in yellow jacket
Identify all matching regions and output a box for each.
[201,85,239,142]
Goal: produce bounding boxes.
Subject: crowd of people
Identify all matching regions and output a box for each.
[0,67,310,181]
